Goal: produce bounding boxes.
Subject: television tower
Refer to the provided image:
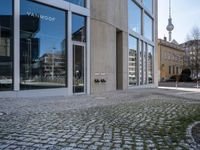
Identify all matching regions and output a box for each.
[166,0,174,41]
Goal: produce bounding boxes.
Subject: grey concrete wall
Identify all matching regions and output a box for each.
[90,0,128,31]
[116,31,128,90]
[90,20,116,93]
[90,0,128,93]
[122,32,129,89]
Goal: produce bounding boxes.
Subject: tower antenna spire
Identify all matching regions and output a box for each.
[166,0,174,41]
[169,0,171,18]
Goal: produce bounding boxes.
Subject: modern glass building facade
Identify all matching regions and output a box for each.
[0,0,89,96]
[128,0,155,86]
[0,0,157,97]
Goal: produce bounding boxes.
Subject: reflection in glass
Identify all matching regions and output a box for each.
[148,45,154,84]
[144,14,153,41]
[139,41,143,85]
[143,0,153,13]
[72,14,86,42]
[65,0,85,7]
[0,0,13,91]
[128,36,137,86]
[73,45,84,93]
[128,0,141,34]
[20,0,67,90]
[143,43,147,84]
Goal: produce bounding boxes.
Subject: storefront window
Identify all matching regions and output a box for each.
[20,0,67,90]
[143,0,153,13]
[128,0,142,34]
[65,0,85,7]
[144,13,153,41]
[147,45,154,84]
[72,14,86,42]
[0,0,13,91]
[129,36,138,86]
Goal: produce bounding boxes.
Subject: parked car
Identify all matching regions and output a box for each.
[193,77,200,82]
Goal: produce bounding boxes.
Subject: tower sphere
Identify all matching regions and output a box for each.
[166,18,174,32]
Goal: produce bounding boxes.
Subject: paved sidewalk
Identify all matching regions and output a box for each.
[159,82,199,88]
[159,86,200,92]
[158,87,200,101]
[0,88,200,149]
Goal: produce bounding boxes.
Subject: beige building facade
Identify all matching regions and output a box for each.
[157,39,185,81]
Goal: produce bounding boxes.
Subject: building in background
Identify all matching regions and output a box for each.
[180,40,200,79]
[157,38,185,81]
[0,0,158,97]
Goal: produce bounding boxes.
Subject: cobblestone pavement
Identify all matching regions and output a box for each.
[0,88,200,150]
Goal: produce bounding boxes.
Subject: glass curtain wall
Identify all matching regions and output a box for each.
[72,14,86,42]
[20,0,67,90]
[139,41,143,85]
[143,0,153,13]
[144,13,153,41]
[64,0,85,7]
[72,14,86,93]
[147,45,153,83]
[128,0,154,86]
[143,43,147,84]
[0,0,13,91]
[128,0,141,34]
[128,36,138,86]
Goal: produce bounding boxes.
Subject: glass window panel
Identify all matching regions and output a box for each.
[176,66,179,74]
[139,41,143,85]
[144,14,153,41]
[0,0,13,91]
[143,0,153,13]
[72,14,86,42]
[147,45,154,84]
[20,0,67,90]
[143,43,147,84]
[128,36,138,86]
[128,0,142,34]
[65,0,85,7]
[169,66,171,74]
[73,45,85,93]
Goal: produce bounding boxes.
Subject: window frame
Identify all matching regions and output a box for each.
[7,0,90,94]
[0,0,14,91]
[128,0,155,87]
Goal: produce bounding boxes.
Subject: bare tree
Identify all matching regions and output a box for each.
[186,26,200,82]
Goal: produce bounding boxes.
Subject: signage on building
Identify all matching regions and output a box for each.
[26,12,56,22]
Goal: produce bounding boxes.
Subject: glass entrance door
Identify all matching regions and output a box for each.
[73,43,85,94]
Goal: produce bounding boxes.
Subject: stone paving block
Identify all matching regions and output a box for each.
[61,147,74,150]
[0,144,9,149]
[0,89,200,149]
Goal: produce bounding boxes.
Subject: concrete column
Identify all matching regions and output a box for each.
[154,0,159,87]
[67,12,73,95]
[122,32,129,90]
[14,0,20,91]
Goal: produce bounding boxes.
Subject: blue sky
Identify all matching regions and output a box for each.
[158,0,200,43]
